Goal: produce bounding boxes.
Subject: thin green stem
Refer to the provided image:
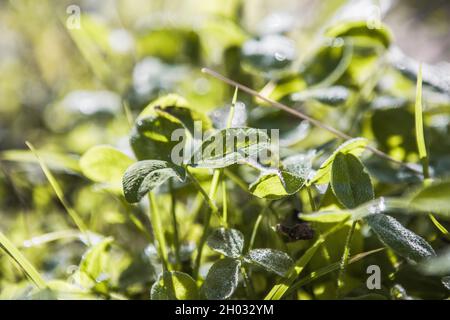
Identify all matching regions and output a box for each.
[240,264,256,298]
[169,180,181,266]
[336,221,357,298]
[192,169,223,279]
[306,186,317,211]
[185,167,221,219]
[222,180,228,228]
[248,206,268,251]
[148,192,169,271]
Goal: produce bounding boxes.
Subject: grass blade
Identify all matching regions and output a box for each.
[264,219,349,300]
[414,66,450,238]
[26,142,87,233]
[285,248,384,297]
[0,231,47,289]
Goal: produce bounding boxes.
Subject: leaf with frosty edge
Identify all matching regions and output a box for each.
[202,258,241,300]
[206,228,244,259]
[122,160,185,203]
[245,248,293,277]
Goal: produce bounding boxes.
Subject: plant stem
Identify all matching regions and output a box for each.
[248,205,268,251]
[148,192,169,271]
[306,186,317,211]
[0,231,47,289]
[201,68,422,175]
[185,167,221,220]
[169,180,181,266]
[240,264,256,298]
[222,180,228,228]
[192,169,223,279]
[336,221,357,298]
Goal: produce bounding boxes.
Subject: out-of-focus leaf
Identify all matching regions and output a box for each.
[371,107,417,160]
[245,248,293,277]
[241,35,296,71]
[410,180,450,216]
[389,48,450,95]
[1,150,80,173]
[291,86,350,107]
[138,94,212,133]
[311,138,368,184]
[77,237,113,291]
[419,249,450,276]
[325,20,392,49]
[202,258,241,300]
[364,214,435,263]
[122,160,185,203]
[151,271,199,300]
[80,145,133,186]
[137,28,201,64]
[331,153,374,208]
[209,102,247,129]
[257,12,296,36]
[301,43,352,87]
[282,151,315,179]
[191,128,271,168]
[46,280,95,300]
[206,228,244,259]
[130,58,188,105]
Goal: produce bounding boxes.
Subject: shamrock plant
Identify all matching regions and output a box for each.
[202,227,293,300]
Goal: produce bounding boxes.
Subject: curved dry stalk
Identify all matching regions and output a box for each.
[201,68,422,175]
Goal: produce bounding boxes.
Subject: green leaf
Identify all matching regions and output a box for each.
[151,271,199,300]
[191,127,271,168]
[325,20,392,49]
[249,170,305,199]
[282,151,315,180]
[122,160,186,203]
[80,145,134,186]
[410,180,450,216]
[245,249,293,277]
[311,138,368,184]
[206,228,244,259]
[138,94,212,133]
[364,214,435,262]
[130,115,184,162]
[77,237,113,290]
[331,153,374,209]
[202,258,241,300]
[138,94,190,119]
